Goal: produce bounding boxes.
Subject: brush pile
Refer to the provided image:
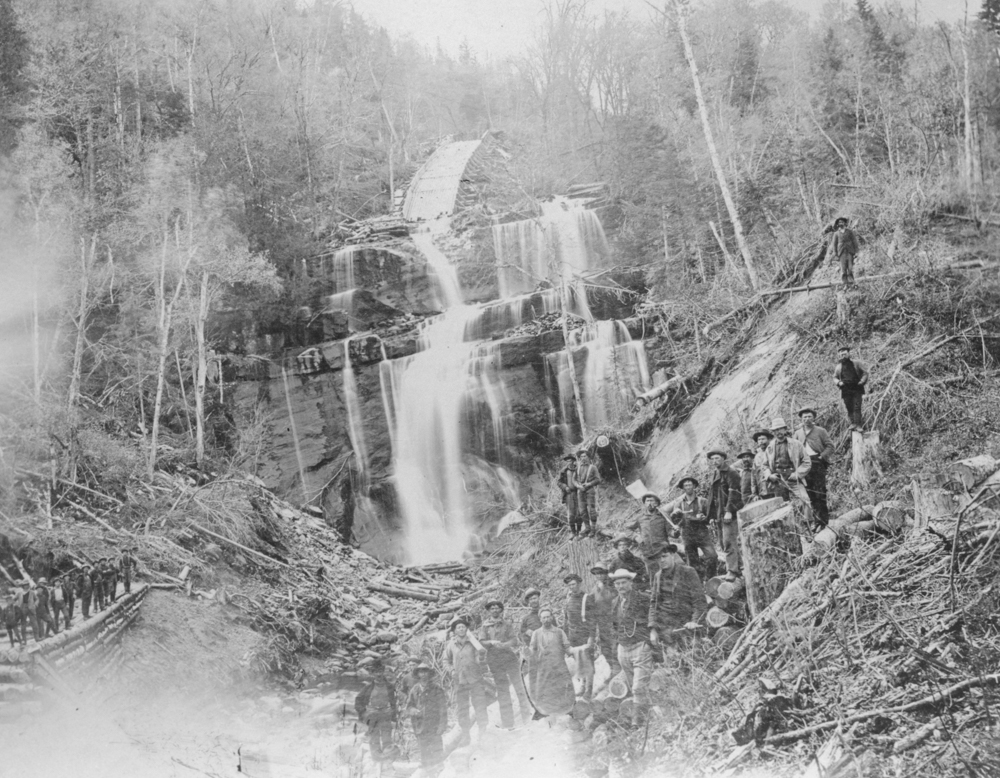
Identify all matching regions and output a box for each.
[707,455,1000,775]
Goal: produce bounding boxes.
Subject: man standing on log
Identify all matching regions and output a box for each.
[528,608,576,715]
[404,664,448,777]
[478,600,530,729]
[562,574,595,700]
[648,544,707,649]
[119,548,137,594]
[557,454,581,539]
[668,478,717,581]
[794,409,835,528]
[62,572,76,626]
[91,561,105,612]
[443,615,490,746]
[752,431,775,499]
[355,660,398,762]
[737,451,756,504]
[34,578,57,638]
[606,535,647,588]
[834,346,868,431]
[763,418,812,520]
[3,587,26,648]
[628,494,674,581]
[583,564,621,677]
[610,569,653,727]
[50,574,66,633]
[706,452,743,582]
[519,588,543,695]
[575,451,601,536]
[103,558,118,604]
[831,217,859,285]
[79,563,93,619]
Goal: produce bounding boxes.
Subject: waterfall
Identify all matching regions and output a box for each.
[492,197,610,298]
[342,338,370,484]
[380,307,513,563]
[411,223,462,309]
[330,246,361,293]
[547,320,651,432]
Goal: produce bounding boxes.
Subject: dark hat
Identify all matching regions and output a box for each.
[838,344,851,351]
[706,450,728,459]
[752,429,774,440]
[562,453,577,461]
[737,450,754,459]
[676,476,699,489]
[611,533,634,546]
[797,408,817,417]
[664,542,680,555]
[834,217,849,227]
[590,564,609,575]
[449,615,470,630]
[414,663,433,675]
[522,588,541,604]
[484,600,505,611]
[640,492,662,505]
[563,573,582,584]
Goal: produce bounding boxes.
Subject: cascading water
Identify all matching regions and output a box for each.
[342,338,370,484]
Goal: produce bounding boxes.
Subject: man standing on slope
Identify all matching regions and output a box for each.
[583,564,621,677]
[834,345,868,431]
[479,600,530,729]
[562,573,595,700]
[557,454,581,538]
[752,430,775,499]
[575,451,602,536]
[610,569,653,727]
[648,544,707,649]
[627,493,674,581]
[831,217,859,285]
[763,418,812,523]
[442,616,489,746]
[405,664,448,777]
[705,451,743,582]
[794,408,835,528]
[668,477,717,581]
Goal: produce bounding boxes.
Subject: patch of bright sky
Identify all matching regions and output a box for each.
[347,0,969,59]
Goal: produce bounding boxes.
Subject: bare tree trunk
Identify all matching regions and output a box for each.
[194,270,210,467]
[560,282,587,439]
[68,235,96,412]
[672,0,760,290]
[960,19,982,190]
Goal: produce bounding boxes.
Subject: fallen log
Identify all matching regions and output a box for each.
[367,582,439,603]
[766,672,1000,745]
[944,455,999,492]
[187,522,291,568]
[811,505,876,552]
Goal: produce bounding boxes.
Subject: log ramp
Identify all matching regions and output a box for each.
[0,583,149,718]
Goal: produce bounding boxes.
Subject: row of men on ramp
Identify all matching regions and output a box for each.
[354,550,707,775]
[3,554,137,648]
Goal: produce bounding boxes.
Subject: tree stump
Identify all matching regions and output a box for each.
[835,288,850,327]
[739,505,803,618]
[850,431,882,489]
[910,479,959,529]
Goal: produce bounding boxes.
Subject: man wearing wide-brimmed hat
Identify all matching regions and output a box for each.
[556,453,581,538]
[706,451,743,581]
[478,599,530,728]
[443,615,489,745]
[575,450,602,536]
[794,408,834,527]
[609,568,653,726]
[519,588,543,695]
[751,430,775,499]
[583,564,620,676]
[762,417,812,519]
[736,450,756,505]
[627,493,674,580]
[605,534,647,588]
[355,659,399,762]
[404,663,448,776]
[668,476,717,580]
[648,544,707,648]
[3,586,26,648]
[562,573,595,699]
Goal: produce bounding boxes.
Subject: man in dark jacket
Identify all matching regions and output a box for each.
[103,558,118,604]
[794,408,836,527]
[35,578,57,638]
[706,451,743,581]
[737,451,756,504]
[606,535,647,588]
[668,477,717,580]
[119,549,137,594]
[610,568,653,726]
[575,451,602,536]
[3,587,26,648]
[355,661,398,762]
[79,564,94,618]
[557,454,581,538]
[62,572,76,625]
[834,345,868,431]
[478,600,530,729]
[648,545,707,648]
[628,493,675,581]
[562,573,595,699]
[405,664,448,777]
[831,217,859,284]
[91,562,105,612]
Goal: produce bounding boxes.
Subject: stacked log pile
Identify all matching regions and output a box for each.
[709,453,1000,771]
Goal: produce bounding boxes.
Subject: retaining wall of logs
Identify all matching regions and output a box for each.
[0,583,149,718]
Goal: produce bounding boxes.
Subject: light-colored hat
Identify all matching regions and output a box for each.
[609,569,637,581]
[522,588,541,604]
[769,417,789,431]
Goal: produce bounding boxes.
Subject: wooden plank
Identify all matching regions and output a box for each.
[737,497,784,527]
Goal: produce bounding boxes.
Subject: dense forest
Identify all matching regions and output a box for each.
[0,0,998,507]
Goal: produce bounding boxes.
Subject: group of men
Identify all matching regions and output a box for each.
[2,552,137,648]
[556,450,602,538]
